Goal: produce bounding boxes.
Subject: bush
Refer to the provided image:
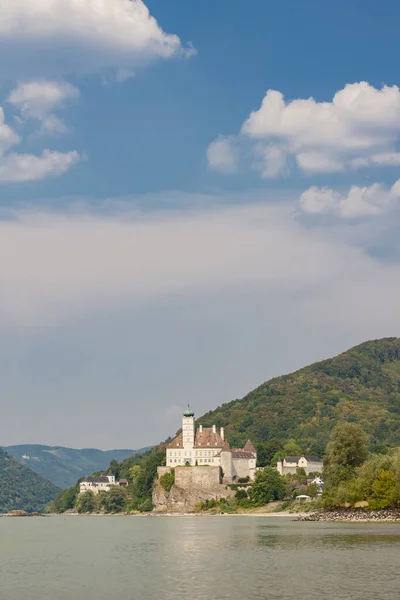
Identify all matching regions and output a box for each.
[235,489,248,501]
[159,470,175,492]
[237,477,250,484]
[76,490,96,513]
[97,487,127,513]
[250,467,286,505]
[138,499,154,512]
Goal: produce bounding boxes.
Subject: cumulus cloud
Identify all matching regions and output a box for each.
[300,179,400,219]
[0,150,80,183]
[8,80,80,136]
[207,136,238,173]
[208,82,400,177]
[0,0,193,79]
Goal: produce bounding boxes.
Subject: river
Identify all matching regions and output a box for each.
[0,515,399,600]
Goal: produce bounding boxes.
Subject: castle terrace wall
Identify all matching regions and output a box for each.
[175,465,221,489]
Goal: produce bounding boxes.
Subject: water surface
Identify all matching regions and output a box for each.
[0,515,399,600]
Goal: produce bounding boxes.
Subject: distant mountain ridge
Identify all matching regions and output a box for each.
[4,445,150,488]
[198,337,400,454]
[0,449,59,513]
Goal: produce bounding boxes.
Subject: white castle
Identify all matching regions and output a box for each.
[166,406,257,483]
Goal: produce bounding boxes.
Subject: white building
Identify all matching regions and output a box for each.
[276,456,323,476]
[79,473,128,495]
[166,406,257,483]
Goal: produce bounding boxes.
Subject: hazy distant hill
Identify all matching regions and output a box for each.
[199,337,400,454]
[4,445,150,488]
[0,449,59,513]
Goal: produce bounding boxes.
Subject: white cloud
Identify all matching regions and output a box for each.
[258,144,287,178]
[2,196,400,447]
[0,150,80,183]
[8,80,80,136]
[0,198,399,329]
[207,136,238,173]
[209,82,400,176]
[0,0,193,79]
[351,152,400,168]
[300,179,400,219]
[0,108,20,155]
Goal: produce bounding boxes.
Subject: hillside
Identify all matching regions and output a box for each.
[0,449,59,513]
[4,445,149,488]
[198,338,400,455]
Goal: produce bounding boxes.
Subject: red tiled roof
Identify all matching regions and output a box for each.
[231,451,256,459]
[167,433,183,448]
[167,427,225,449]
[194,428,224,448]
[244,439,256,453]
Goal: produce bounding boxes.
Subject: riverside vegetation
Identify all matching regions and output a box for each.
[49,338,400,515]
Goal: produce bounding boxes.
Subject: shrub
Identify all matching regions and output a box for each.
[235,489,248,501]
[159,469,175,492]
[138,499,154,512]
[76,490,96,513]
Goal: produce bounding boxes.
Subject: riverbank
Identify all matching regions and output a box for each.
[0,510,46,518]
[298,508,400,522]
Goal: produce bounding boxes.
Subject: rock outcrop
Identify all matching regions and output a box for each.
[152,478,235,513]
[297,508,400,522]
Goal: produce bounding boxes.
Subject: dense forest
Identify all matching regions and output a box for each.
[198,337,400,456]
[0,449,59,513]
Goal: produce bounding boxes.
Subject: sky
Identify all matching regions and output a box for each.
[1,0,400,449]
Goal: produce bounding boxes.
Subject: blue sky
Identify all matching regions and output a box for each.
[1,0,400,448]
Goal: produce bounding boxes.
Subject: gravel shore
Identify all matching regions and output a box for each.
[297,508,400,522]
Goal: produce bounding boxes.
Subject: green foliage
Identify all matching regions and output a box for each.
[0,449,59,513]
[76,490,96,513]
[305,482,319,499]
[323,445,400,509]
[371,470,398,509]
[256,439,283,467]
[159,469,175,492]
[50,485,77,513]
[235,489,248,501]
[197,338,400,453]
[137,499,154,512]
[296,467,307,485]
[97,486,127,513]
[250,467,286,505]
[323,422,368,488]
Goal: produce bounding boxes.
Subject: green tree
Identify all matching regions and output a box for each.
[97,487,127,513]
[257,439,283,467]
[51,485,78,513]
[372,470,398,508]
[323,422,368,488]
[250,467,286,505]
[77,490,97,513]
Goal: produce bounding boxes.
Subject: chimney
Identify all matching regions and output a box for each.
[199,425,203,433]
[212,424,216,434]
[220,427,224,440]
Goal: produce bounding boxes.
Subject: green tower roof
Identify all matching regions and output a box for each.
[183,405,194,417]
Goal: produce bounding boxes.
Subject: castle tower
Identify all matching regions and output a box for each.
[182,405,195,450]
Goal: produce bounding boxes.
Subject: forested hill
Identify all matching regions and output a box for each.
[198,338,400,456]
[4,445,149,489]
[0,449,59,513]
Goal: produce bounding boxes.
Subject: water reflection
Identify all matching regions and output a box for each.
[1,516,400,600]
